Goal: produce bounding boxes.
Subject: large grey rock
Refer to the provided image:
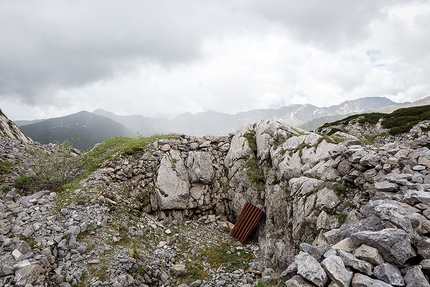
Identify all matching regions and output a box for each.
[299,243,329,262]
[362,199,415,234]
[321,255,353,287]
[337,250,373,276]
[315,187,340,211]
[373,263,405,286]
[403,190,430,205]
[416,238,430,259]
[280,262,297,281]
[350,228,411,264]
[224,123,254,168]
[186,151,214,184]
[404,266,430,287]
[156,150,190,210]
[285,275,317,287]
[296,251,328,287]
[323,216,383,244]
[351,273,393,287]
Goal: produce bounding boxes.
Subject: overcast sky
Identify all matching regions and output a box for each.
[1,0,430,120]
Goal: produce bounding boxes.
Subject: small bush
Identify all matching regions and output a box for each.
[0,159,12,175]
[27,145,83,191]
[15,175,33,191]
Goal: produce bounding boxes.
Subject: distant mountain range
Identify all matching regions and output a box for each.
[15,96,430,149]
[19,111,135,150]
[93,96,411,135]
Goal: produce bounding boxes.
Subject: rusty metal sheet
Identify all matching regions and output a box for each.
[231,202,264,243]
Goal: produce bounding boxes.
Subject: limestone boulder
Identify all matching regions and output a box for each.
[404,266,430,287]
[353,244,384,265]
[350,228,411,265]
[155,150,190,210]
[186,151,214,184]
[336,250,373,276]
[373,263,404,286]
[295,251,328,287]
[321,255,353,287]
[351,273,392,287]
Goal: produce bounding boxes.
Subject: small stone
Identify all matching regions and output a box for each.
[373,263,404,286]
[161,144,171,151]
[158,241,168,248]
[374,181,398,192]
[421,259,430,271]
[13,260,32,269]
[413,165,426,171]
[332,237,358,253]
[170,264,187,277]
[77,245,86,254]
[12,249,23,260]
[354,244,384,265]
[404,266,430,287]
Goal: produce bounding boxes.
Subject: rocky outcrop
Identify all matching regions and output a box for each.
[0,110,32,143]
[2,115,430,286]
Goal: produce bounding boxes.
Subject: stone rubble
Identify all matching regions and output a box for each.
[1,117,430,286]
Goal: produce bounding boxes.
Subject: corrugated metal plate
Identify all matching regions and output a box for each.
[231,202,264,243]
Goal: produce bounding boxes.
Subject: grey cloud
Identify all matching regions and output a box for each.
[251,0,401,48]
[0,0,245,103]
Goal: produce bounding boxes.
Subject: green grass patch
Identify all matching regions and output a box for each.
[75,271,87,287]
[0,159,12,175]
[319,105,430,136]
[82,135,178,172]
[245,157,265,191]
[325,180,347,196]
[19,235,38,249]
[337,213,347,225]
[200,240,254,273]
[243,130,257,153]
[321,134,347,145]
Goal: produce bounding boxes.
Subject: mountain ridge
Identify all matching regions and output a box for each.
[94,96,409,136]
[19,111,135,150]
